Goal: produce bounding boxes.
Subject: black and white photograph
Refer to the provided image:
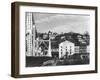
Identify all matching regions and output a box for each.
[25,12,90,67]
[11,2,97,77]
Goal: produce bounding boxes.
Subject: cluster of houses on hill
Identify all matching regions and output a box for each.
[48,31,90,59]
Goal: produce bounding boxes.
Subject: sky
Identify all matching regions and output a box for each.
[33,13,90,34]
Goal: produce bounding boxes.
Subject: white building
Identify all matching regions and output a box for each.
[25,12,33,56]
[87,45,90,53]
[59,40,75,58]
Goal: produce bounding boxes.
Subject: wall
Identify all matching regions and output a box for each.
[0,0,100,80]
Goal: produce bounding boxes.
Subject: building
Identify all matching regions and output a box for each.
[87,45,90,53]
[25,12,34,56]
[59,40,75,58]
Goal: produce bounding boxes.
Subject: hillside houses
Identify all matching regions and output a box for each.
[50,32,90,58]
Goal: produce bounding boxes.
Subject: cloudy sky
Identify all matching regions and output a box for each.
[33,13,90,34]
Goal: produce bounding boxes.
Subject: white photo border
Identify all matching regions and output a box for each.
[19,5,96,75]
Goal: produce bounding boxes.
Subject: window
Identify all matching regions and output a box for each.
[66,47,68,54]
[61,51,63,57]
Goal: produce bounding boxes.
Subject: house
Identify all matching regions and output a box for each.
[87,45,90,53]
[59,40,75,58]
